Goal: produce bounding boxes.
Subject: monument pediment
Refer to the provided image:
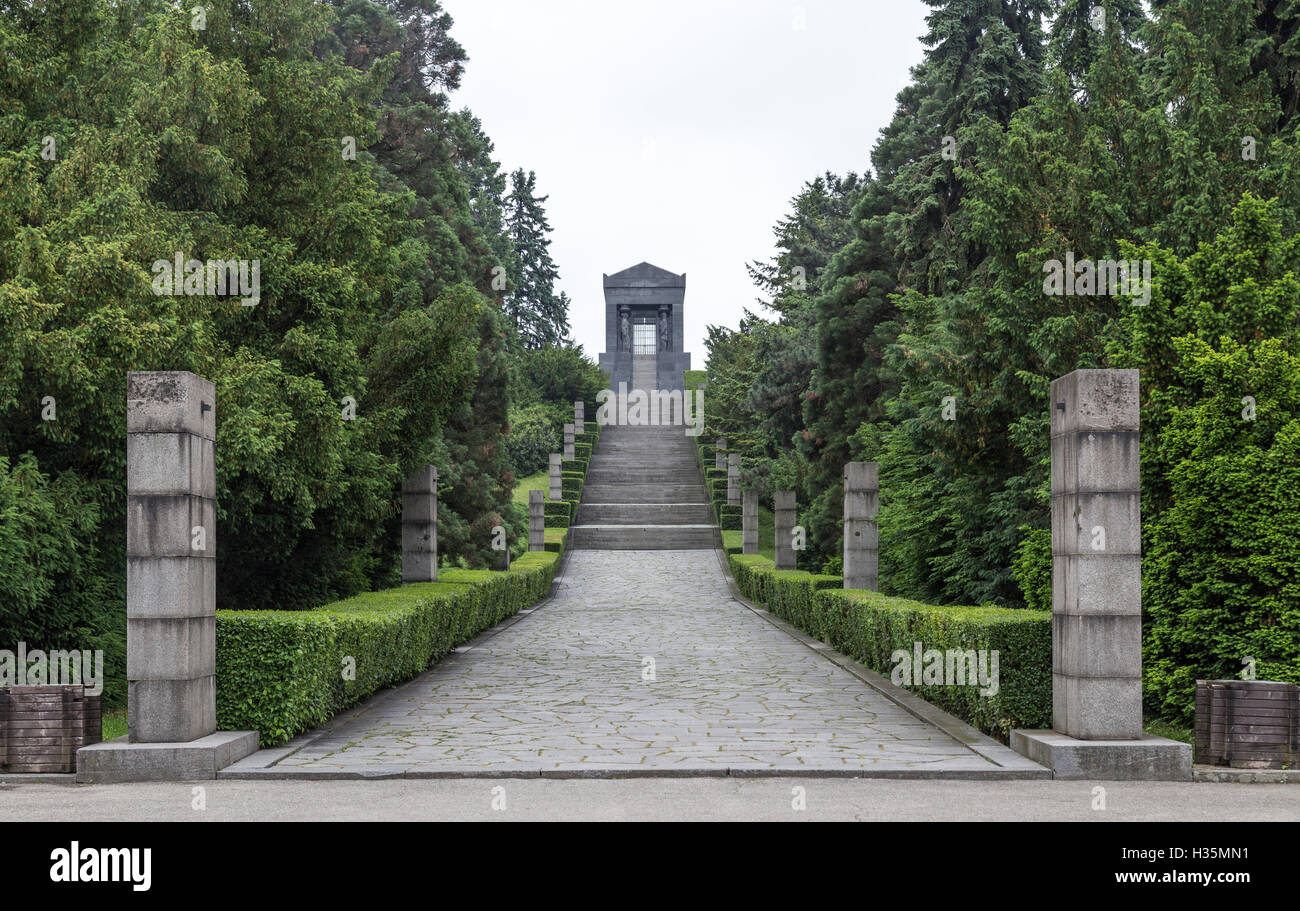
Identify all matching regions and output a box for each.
[604,262,686,288]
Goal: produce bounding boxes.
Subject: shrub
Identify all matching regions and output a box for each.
[717,504,742,530]
[543,500,571,527]
[561,475,583,502]
[1012,526,1051,613]
[506,404,561,477]
[216,551,560,746]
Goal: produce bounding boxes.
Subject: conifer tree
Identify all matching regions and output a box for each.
[504,168,571,349]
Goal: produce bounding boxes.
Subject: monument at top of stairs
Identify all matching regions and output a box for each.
[598,262,691,392]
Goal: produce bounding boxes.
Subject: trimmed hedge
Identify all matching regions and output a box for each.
[216,551,561,746]
[561,458,586,475]
[728,553,1051,740]
[717,503,742,530]
[544,526,568,553]
[543,499,572,527]
[573,441,592,463]
[561,475,583,502]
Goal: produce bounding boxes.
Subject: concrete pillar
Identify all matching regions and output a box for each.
[727,452,740,506]
[529,490,545,551]
[125,371,217,743]
[715,439,727,471]
[1050,369,1142,740]
[574,400,585,428]
[549,454,562,501]
[742,489,758,555]
[401,465,437,583]
[563,423,575,462]
[843,462,879,590]
[774,490,797,570]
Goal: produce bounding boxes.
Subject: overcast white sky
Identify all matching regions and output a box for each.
[442,0,929,364]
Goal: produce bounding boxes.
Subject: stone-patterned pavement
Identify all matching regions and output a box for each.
[228,551,1039,777]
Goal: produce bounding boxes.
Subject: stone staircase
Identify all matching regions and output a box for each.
[631,354,657,392]
[569,420,720,550]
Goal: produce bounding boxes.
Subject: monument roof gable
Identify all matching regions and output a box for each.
[604,262,685,286]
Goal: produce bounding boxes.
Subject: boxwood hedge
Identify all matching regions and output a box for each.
[727,553,1050,740]
[216,550,561,746]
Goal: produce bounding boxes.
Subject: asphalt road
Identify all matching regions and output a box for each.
[3,777,1297,821]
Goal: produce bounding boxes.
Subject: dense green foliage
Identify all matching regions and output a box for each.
[216,549,560,745]
[700,0,1300,724]
[0,0,588,707]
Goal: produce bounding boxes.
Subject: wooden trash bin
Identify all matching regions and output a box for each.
[1195,679,1299,769]
[0,685,102,773]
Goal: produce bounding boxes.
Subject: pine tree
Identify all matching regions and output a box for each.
[504,168,570,348]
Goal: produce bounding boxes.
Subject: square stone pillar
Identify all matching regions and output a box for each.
[549,454,562,501]
[1049,369,1142,739]
[563,423,575,462]
[529,490,545,551]
[575,400,585,428]
[727,452,741,506]
[715,439,727,471]
[843,461,878,591]
[1011,369,1190,779]
[774,490,797,570]
[742,489,758,555]
[126,371,217,743]
[402,465,437,583]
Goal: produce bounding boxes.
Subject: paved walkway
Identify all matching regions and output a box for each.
[224,550,1041,778]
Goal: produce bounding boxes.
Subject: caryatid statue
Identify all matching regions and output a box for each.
[618,307,631,352]
[658,309,670,351]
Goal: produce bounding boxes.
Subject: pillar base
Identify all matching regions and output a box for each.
[76,731,259,783]
[1010,729,1192,780]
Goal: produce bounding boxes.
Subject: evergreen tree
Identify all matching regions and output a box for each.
[504,168,571,348]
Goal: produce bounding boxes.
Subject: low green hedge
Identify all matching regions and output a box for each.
[561,458,586,475]
[544,499,572,527]
[573,441,592,463]
[543,526,567,553]
[727,553,1051,740]
[717,503,742,530]
[216,551,561,746]
[561,475,583,502]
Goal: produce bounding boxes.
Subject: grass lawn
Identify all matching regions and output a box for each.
[1144,716,1193,744]
[103,710,127,741]
[511,469,550,507]
[721,506,776,560]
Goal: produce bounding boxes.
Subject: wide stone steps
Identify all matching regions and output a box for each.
[570,420,718,550]
[581,484,709,505]
[584,467,700,483]
[577,503,716,525]
[568,525,719,550]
